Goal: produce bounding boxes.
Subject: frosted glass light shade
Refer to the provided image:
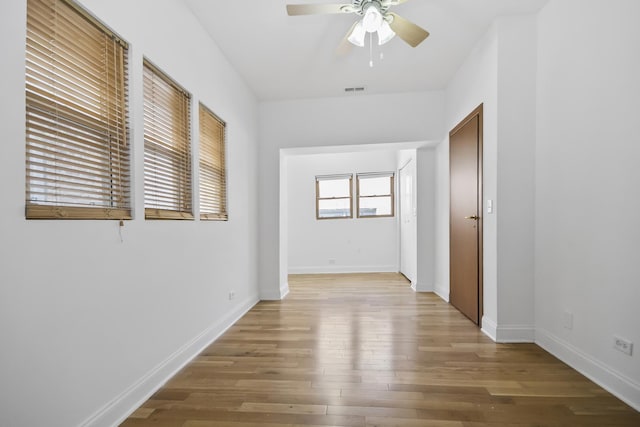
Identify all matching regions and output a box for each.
[348,20,366,46]
[362,5,383,32]
[377,20,395,45]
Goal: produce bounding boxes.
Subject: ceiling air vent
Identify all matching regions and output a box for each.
[344,86,366,93]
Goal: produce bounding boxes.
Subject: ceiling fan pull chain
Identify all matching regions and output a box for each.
[369,31,374,67]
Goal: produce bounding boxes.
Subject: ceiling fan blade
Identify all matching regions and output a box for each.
[387,12,429,47]
[286,3,353,16]
[336,21,359,56]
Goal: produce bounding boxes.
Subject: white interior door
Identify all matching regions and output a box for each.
[399,160,416,284]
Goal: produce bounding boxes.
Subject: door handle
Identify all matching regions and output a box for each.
[464,215,479,220]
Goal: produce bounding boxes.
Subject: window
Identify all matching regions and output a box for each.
[199,104,227,220]
[357,172,394,218]
[316,174,353,219]
[143,60,192,220]
[25,0,130,219]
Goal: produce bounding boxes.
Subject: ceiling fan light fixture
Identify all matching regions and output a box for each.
[361,4,383,33]
[347,20,366,47]
[377,20,395,45]
[286,1,430,51]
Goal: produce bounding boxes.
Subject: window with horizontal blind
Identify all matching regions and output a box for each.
[357,172,395,218]
[143,60,193,220]
[25,0,130,220]
[316,174,353,219]
[199,104,227,220]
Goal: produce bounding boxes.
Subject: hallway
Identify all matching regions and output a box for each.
[123,273,640,426]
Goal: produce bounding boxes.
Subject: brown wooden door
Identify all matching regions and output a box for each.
[449,105,483,325]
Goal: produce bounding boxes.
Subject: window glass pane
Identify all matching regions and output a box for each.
[318,178,350,198]
[359,196,392,217]
[318,198,351,218]
[359,176,390,196]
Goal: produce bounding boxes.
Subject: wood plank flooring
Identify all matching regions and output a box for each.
[121,273,640,426]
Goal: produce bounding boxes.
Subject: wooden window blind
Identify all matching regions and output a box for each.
[199,104,227,220]
[356,172,395,218]
[25,0,130,219]
[143,60,193,220]
[315,174,353,219]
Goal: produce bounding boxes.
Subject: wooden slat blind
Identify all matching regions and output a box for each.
[143,60,193,220]
[25,0,130,219]
[199,104,227,220]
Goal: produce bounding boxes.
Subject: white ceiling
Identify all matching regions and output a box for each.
[183,0,548,101]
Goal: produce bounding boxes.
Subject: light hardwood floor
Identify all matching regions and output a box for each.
[122,273,640,426]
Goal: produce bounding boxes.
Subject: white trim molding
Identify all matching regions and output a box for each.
[481,318,534,343]
[260,281,289,300]
[536,328,640,412]
[481,315,498,341]
[81,294,259,427]
[412,281,434,292]
[288,265,398,274]
[434,283,449,302]
[495,324,535,343]
[280,281,290,299]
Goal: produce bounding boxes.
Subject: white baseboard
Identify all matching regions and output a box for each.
[496,324,535,343]
[81,294,259,427]
[410,281,417,291]
[481,315,498,341]
[260,281,288,300]
[536,328,640,412]
[434,283,449,302]
[413,281,434,292]
[280,281,289,299]
[481,317,534,343]
[288,265,397,274]
[260,290,284,300]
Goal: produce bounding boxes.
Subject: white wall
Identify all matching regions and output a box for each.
[259,92,445,299]
[0,1,260,426]
[436,15,537,342]
[434,137,451,301]
[288,151,399,274]
[436,24,499,317]
[534,0,640,410]
[494,15,537,341]
[438,0,640,408]
[416,148,437,292]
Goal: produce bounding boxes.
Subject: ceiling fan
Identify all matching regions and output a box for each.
[286,0,429,53]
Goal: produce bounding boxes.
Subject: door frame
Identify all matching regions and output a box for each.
[449,104,483,325]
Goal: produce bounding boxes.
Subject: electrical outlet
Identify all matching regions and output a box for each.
[228,291,235,301]
[614,336,633,356]
[328,259,336,265]
[562,311,573,330]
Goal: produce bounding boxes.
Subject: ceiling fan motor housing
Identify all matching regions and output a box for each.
[352,0,390,16]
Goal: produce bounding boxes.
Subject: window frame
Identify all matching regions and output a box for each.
[356,172,395,218]
[25,0,131,220]
[198,103,228,221]
[142,59,193,220]
[315,174,353,220]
